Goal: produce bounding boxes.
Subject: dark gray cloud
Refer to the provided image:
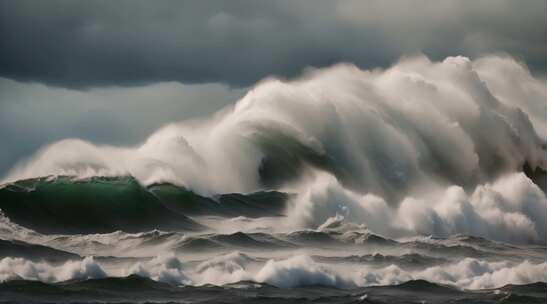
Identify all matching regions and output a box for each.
[1,0,547,178]
[1,0,546,88]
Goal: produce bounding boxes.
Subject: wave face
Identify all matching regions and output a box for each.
[1,54,547,302]
[0,176,287,234]
[0,176,204,234]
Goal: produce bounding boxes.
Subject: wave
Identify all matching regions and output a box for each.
[5,55,547,197]
[174,226,399,252]
[1,252,547,291]
[287,171,547,245]
[0,176,289,234]
[0,256,106,283]
[149,183,288,217]
[0,176,203,234]
[1,55,547,245]
[2,275,546,304]
[175,232,292,252]
[2,196,545,262]
[313,253,448,270]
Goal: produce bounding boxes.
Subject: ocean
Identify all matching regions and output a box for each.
[0,176,546,303]
[2,56,547,303]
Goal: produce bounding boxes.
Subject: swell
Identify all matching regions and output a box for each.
[0,176,289,234]
[0,233,546,292]
[148,182,288,218]
[0,276,546,304]
[0,176,202,234]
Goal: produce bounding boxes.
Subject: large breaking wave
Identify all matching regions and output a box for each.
[3,54,547,245]
[6,55,547,193]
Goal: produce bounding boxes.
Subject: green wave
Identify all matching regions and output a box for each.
[0,176,202,234]
[0,176,289,234]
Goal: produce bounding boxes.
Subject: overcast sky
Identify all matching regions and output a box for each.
[1,0,547,176]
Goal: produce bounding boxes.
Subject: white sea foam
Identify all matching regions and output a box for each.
[288,171,547,244]
[254,254,353,288]
[1,252,546,290]
[0,256,106,282]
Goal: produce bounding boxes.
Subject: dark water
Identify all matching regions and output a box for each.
[2,277,546,304]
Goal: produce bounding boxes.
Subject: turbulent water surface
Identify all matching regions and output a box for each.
[1,55,547,303]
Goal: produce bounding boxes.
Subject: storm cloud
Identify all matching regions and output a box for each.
[1,0,547,177]
[1,0,546,88]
